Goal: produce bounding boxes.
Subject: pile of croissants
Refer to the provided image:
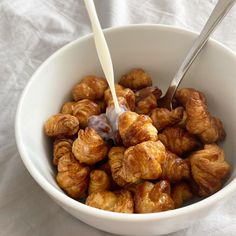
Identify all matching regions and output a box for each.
[44,68,230,213]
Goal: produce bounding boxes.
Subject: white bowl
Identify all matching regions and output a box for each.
[15,25,236,236]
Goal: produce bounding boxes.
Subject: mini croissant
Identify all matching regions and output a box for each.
[185,91,226,144]
[72,75,108,101]
[86,190,134,213]
[118,111,158,147]
[150,107,184,131]
[56,153,90,199]
[171,182,193,208]
[113,141,166,184]
[119,68,152,90]
[73,99,101,128]
[108,147,129,187]
[44,114,79,137]
[72,128,109,165]
[161,151,190,183]
[61,101,76,115]
[53,138,73,165]
[134,181,174,213]
[135,87,162,114]
[88,170,111,194]
[104,84,135,111]
[175,88,207,107]
[159,127,200,156]
[189,144,230,197]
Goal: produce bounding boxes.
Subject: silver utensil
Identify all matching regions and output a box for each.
[159,0,236,110]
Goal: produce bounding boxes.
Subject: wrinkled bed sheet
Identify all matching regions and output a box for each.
[1,0,236,235]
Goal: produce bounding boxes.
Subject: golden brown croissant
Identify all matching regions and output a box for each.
[118,111,158,147]
[159,127,201,156]
[171,182,193,208]
[135,94,157,114]
[119,68,152,90]
[86,190,134,213]
[61,101,76,115]
[72,127,109,165]
[112,141,166,184]
[44,114,79,137]
[104,84,135,111]
[108,147,129,187]
[88,170,111,194]
[134,181,174,213]
[135,87,162,114]
[53,138,73,165]
[72,75,108,101]
[189,144,230,197]
[185,92,226,143]
[175,88,207,107]
[150,107,184,131]
[73,99,101,128]
[161,151,190,183]
[56,153,90,199]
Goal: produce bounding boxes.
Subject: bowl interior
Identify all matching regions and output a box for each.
[16,25,236,214]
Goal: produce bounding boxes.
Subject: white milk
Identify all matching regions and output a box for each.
[84,0,125,129]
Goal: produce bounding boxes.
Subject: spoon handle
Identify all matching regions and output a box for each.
[84,0,121,113]
[163,0,236,106]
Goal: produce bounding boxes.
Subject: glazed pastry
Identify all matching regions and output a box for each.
[118,111,158,147]
[61,101,76,115]
[189,144,230,197]
[86,189,134,213]
[44,114,79,137]
[134,181,174,213]
[159,127,200,156]
[108,147,129,187]
[151,107,184,131]
[72,75,108,101]
[53,138,73,165]
[135,87,162,114]
[73,99,101,128]
[56,153,90,199]
[111,141,166,184]
[88,170,111,194]
[175,88,207,107]
[171,182,193,208]
[104,84,135,111]
[72,128,108,165]
[161,151,190,183]
[119,68,152,90]
[185,91,226,143]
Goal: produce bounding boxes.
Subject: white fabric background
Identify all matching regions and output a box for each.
[1,0,236,235]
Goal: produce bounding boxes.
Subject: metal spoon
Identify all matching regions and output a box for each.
[159,0,236,110]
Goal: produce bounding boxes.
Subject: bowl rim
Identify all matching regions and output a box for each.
[15,23,236,221]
